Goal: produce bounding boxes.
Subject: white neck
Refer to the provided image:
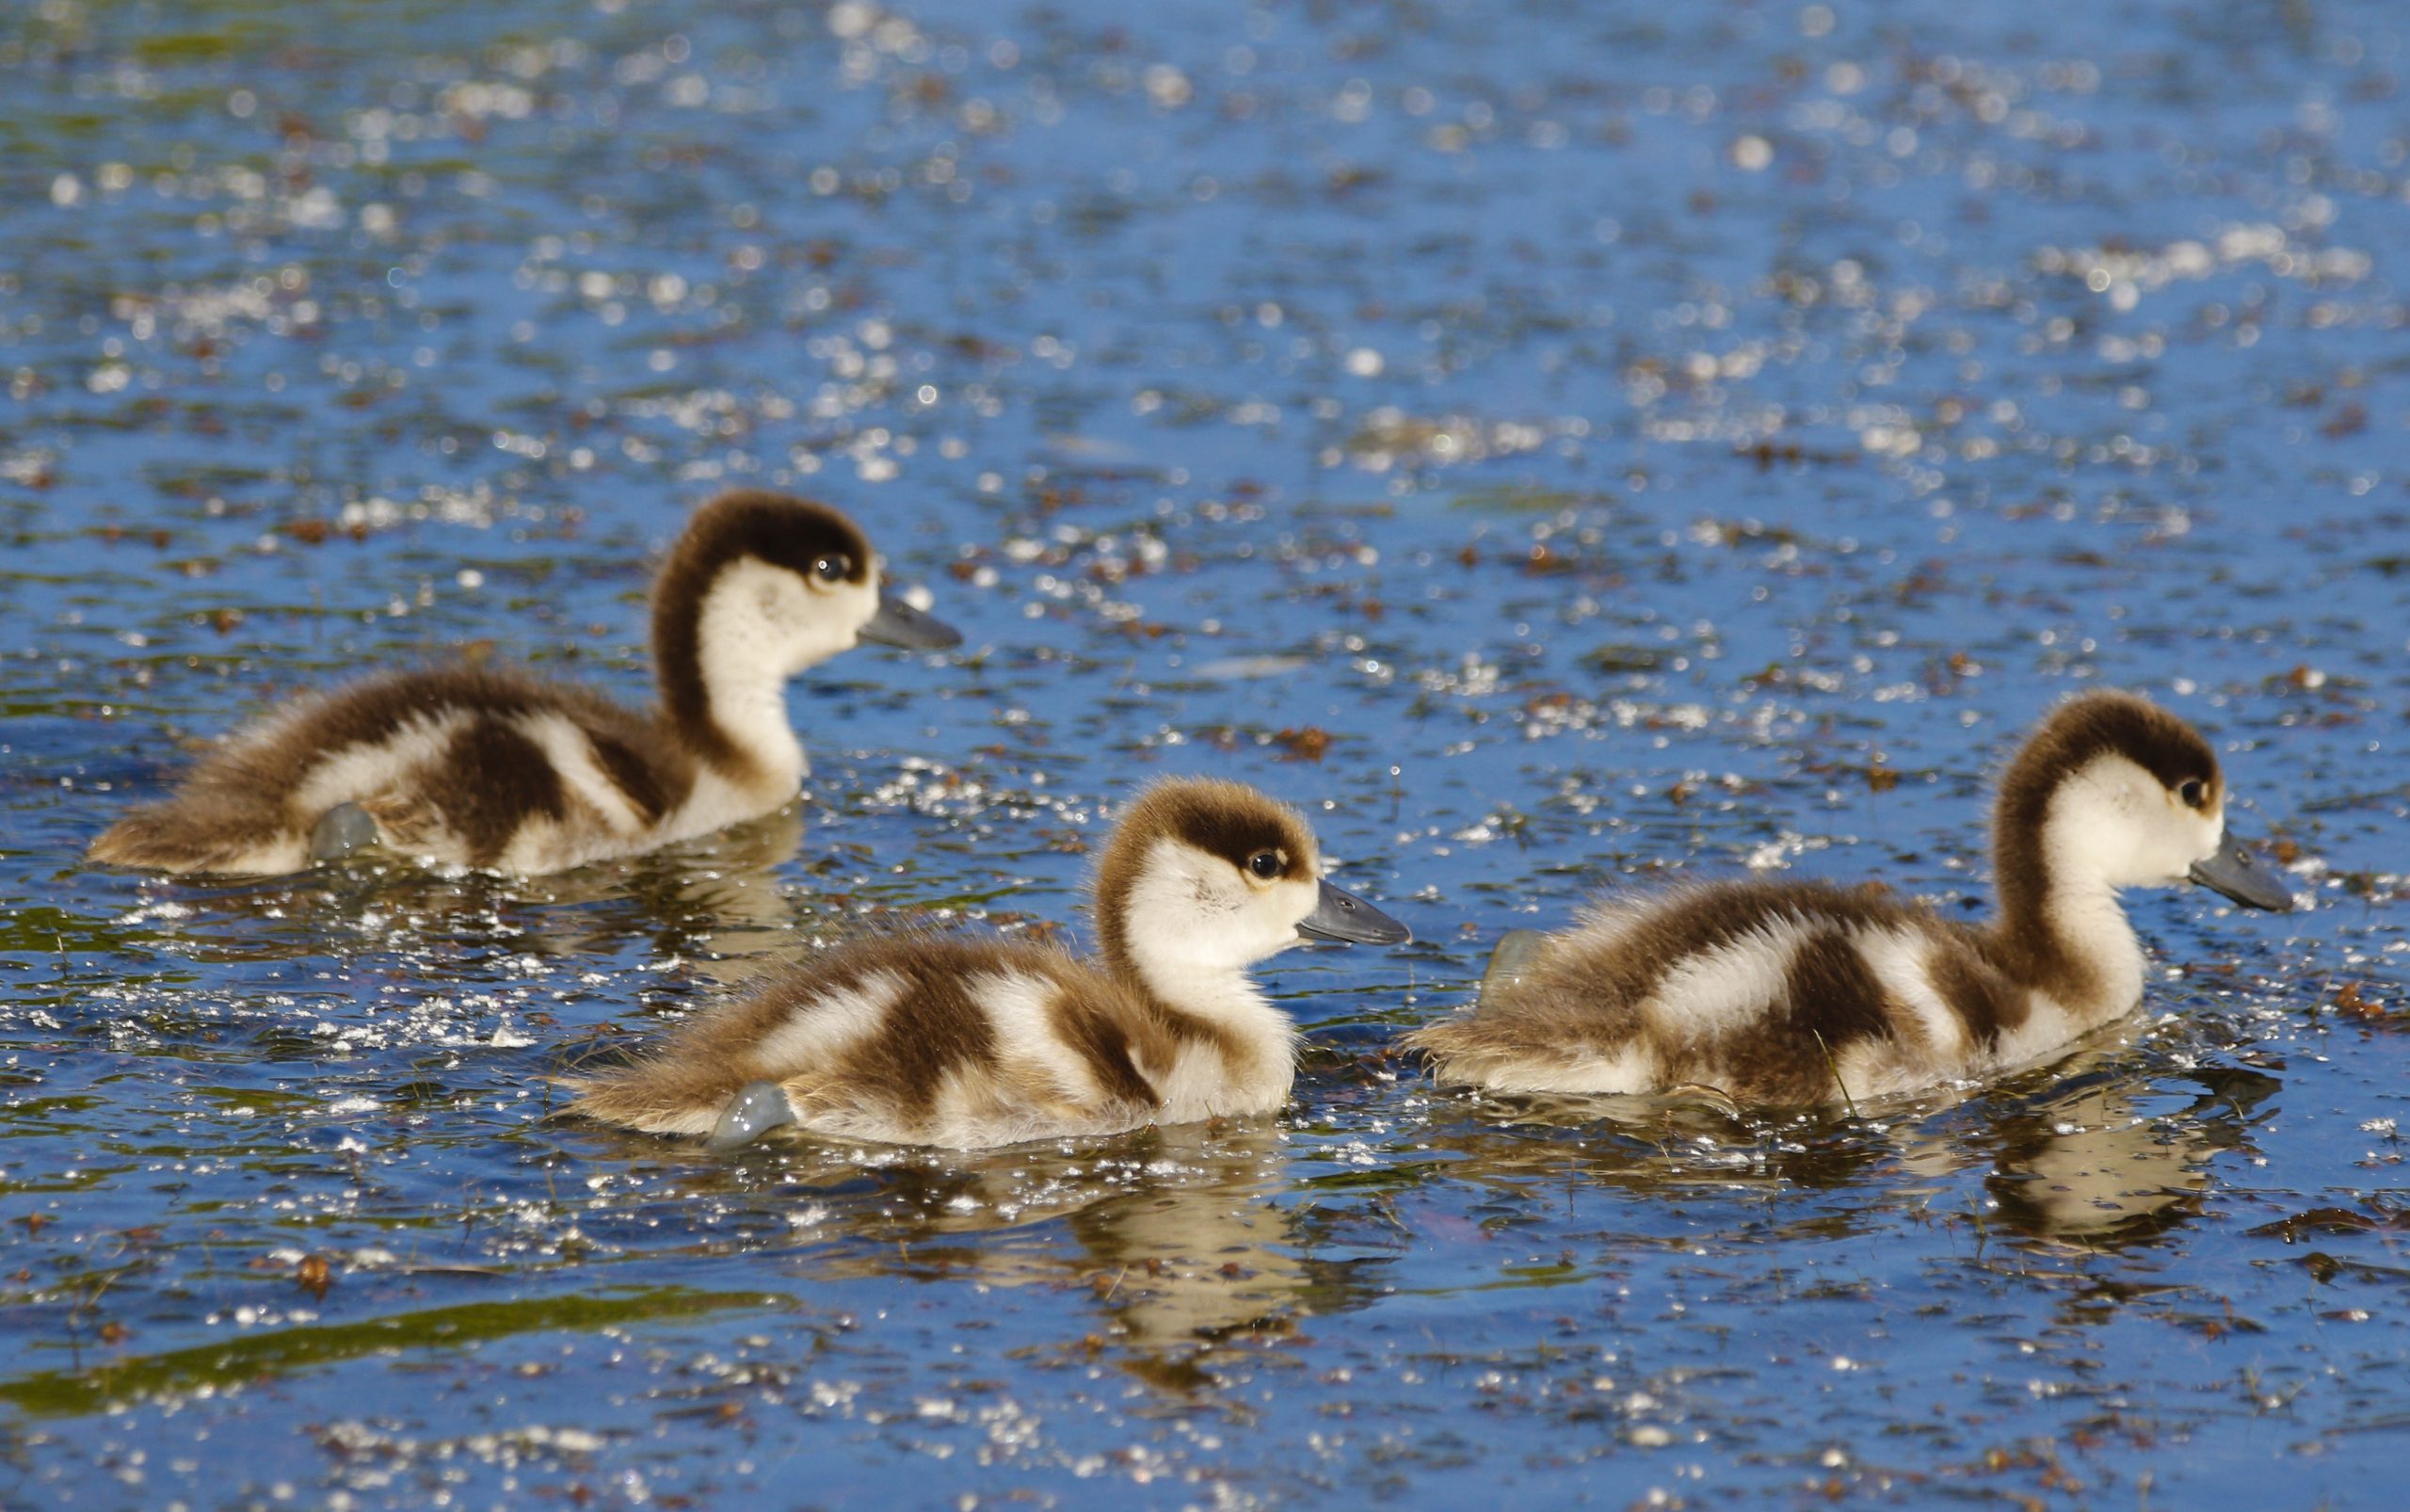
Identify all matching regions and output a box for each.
[1122,925,1287,1028]
[1122,945,1299,1116]
[2038,826,2147,1019]
[695,652,807,790]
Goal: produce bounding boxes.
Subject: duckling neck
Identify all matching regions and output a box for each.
[1991,815,2146,1019]
[653,573,810,793]
[1101,934,1297,1080]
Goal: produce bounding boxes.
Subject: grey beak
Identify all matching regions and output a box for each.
[860,588,962,651]
[2189,827,2294,912]
[1296,878,1412,945]
[1479,928,1550,1004]
[708,1081,796,1151]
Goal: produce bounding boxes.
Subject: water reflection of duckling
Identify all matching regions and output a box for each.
[568,778,1410,1149]
[88,491,958,877]
[1409,691,2293,1105]
[627,799,811,970]
[742,1125,1341,1388]
[1060,1126,1317,1376]
[1976,1063,2280,1246]
[517,799,813,988]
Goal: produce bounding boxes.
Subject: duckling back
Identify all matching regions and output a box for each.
[567,935,1285,1150]
[88,666,693,876]
[1407,880,2033,1106]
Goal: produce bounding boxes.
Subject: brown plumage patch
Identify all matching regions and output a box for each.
[587,729,672,828]
[851,953,999,1132]
[1410,881,1932,1103]
[1707,925,1898,1102]
[86,804,255,875]
[650,490,876,774]
[1047,990,1165,1107]
[1593,881,1906,1032]
[1929,934,2030,1049]
[1090,777,1318,977]
[442,719,567,867]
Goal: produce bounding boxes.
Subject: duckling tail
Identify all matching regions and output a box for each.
[557,1062,731,1139]
[86,800,305,876]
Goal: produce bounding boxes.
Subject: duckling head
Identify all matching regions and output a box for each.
[651,491,960,771]
[657,491,960,684]
[1998,690,2291,912]
[1093,778,1409,995]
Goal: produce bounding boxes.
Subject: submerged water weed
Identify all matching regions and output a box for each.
[4,0,2408,1506]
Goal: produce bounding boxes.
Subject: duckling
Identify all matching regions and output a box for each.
[87,490,960,877]
[1407,690,2293,1105]
[567,777,1411,1150]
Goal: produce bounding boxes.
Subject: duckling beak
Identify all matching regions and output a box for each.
[1296,879,1412,945]
[2189,828,2294,912]
[707,1081,797,1151]
[1479,928,1550,1003]
[860,588,963,651]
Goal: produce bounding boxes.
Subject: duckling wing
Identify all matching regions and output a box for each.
[89,665,688,876]
[84,673,442,875]
[1410,881,2005,1104]
[568,939,1174,1150]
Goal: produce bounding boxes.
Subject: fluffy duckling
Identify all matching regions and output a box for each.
[1407,690,2293,1105]
[568,778,1411,1150]
[88,490,959,877]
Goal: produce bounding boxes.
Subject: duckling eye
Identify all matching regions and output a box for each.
[1246,850,1282,880]
[2178,779,2207,810]
[811,554,851,583]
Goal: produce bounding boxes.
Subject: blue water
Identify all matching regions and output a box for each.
[5,0,2408,1504]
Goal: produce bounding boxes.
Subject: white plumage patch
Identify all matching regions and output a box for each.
[971,970,1100,1106]
[1644,914,1813,1039]
[1856,925,1968,1067]
[291,709,468,822]
[1453,1043,1661,1097]
[1563,899,1648,953]
[920,1065,999,1149]
[752,971,906,1075]
[517,712,649,836]
[1143,1034,1294,1123]
[1987,991,2085,1078]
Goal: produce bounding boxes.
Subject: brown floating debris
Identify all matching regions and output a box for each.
[1273,726,1331,762]
[295,1252,332,1299]
[2250,1207,2410,1244]
[2334,981,2385,1019]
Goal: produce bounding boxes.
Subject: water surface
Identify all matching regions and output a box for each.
[4,0,2408,1504]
